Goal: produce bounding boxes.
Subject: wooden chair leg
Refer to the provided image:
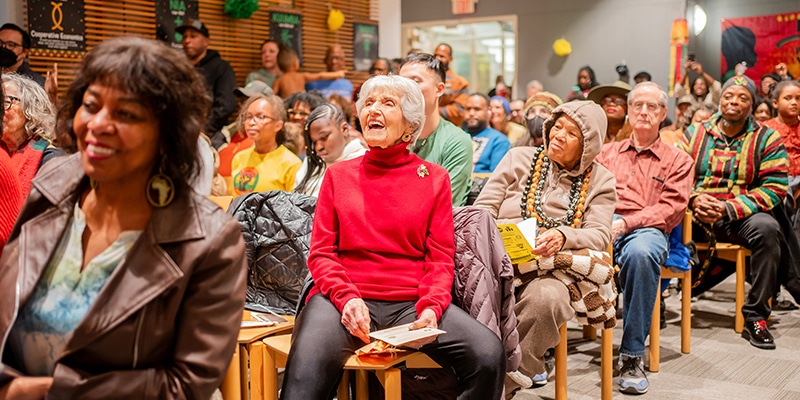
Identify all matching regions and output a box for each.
[582,325,597,340]
[680,271,691,354]
[220,346,242,400]
[355,370,369,400]
[376,369,402,400]
[250,342,266,400]
[601,328,613,400]
[555,323,568,400]
[263,345,279,400]
[649,288,660,372]
[338,371,350,400]
[735,250,746,333]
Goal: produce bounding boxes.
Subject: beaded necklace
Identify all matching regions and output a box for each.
[519,146,592,229]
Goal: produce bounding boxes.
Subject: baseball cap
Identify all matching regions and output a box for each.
[176,19,210,38]
[235,80,274,98]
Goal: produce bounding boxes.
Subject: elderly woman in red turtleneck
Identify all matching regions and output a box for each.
[280,75,505,399]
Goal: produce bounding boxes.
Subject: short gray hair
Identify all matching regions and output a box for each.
[2,73,56,141]
[628,81,669,107]
[356,75,425,146]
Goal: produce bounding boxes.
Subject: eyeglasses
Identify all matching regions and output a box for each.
[630,101,664,113]
[0,40,22,51]
[602,97,626,107]
[3,95,20,110]
[243,114,274,124]
[525,107,551,120]
[287,109,309,118]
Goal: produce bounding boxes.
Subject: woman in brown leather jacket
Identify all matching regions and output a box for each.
[0,37,247,399]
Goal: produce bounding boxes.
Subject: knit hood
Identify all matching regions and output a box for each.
[543,100,607,176]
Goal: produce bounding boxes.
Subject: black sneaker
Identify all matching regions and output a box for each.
[618,355,648,395]
[742,319,776,349]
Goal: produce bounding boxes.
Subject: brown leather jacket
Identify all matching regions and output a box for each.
[0,154,247,399]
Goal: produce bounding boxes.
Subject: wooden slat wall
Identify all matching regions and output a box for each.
[26,0,377,100]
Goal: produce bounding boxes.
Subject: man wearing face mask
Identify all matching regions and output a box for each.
[0,24,44,87]
[514,92,563,147]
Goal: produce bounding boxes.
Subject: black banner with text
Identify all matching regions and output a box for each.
[269,11,303,65]
[28,0,86,53]
[155,0,199,51]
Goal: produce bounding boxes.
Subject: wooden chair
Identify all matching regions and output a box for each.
[554,324,613,400]
[685,211,750,333]
[262,334,441,400]
[648,211,693,372]
[208,195,234,211]
[219,312,294,400]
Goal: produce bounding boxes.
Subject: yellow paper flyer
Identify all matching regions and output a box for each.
[497,223,537,264]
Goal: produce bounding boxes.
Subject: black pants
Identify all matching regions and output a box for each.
[713,212,784,321]
[280,294,505,399]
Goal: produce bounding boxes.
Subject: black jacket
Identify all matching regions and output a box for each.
[195,49,237,137]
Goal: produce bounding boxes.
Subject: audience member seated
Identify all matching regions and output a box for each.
[659,95,695,146]
[304,44,353,98]
[675,60,721,106]
[281,121,305,158]
[474,100,617,394]
[587,80,632,143]
[280,74,505,399]
[284,91,326,127]
[399,52,473,206]
[0,36,246,399]
[217,80,274,180]
[434,43,469,127]
[0,24,44,87]
[177,19,236,149]
[246,39,282,87]
[526,79,543,99]
[634,71,652,84]
[272,47,345,99]
[595,82,694,395]
[566,66,599,101]
[464,93,510,173]
[753,96,775,125]
[0,81,21,252]
[230,94,302,195]
[759,73,781,99]
[679,76,800,350]
[294,103,366,197]
[678,102,716,136]
[509,98,526,125]
[1,73,61,197]
[514,92,562,148]
[490,95,527,144]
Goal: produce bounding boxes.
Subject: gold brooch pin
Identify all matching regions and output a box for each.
[417,164,429,178]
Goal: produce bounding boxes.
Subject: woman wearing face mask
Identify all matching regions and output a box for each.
[293,103,367,197]
[280,75,505,399]
[514,92,562,148]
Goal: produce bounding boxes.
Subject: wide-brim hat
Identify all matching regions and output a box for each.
[586,80,632,105]
[176,19,210,38]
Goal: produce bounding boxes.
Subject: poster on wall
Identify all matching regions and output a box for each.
[155,0,199,50]
[27,0,86,54]
[353,23,379,71]
[270,11,303,65]
[721,11,800,85]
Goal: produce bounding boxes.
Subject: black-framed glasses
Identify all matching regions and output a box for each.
[3,95,20,110]
[602,97,626,107]
[0,40,22,51]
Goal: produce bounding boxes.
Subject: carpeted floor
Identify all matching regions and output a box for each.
[511,275,800,400]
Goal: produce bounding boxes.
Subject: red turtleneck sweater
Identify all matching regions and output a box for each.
[307,142,455,319]
[0,150,21,252]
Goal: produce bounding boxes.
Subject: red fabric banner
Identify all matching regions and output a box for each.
[720,11,800,85]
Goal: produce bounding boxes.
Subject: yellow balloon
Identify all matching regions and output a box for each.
[553,38,572,57]
[328,9,345,31]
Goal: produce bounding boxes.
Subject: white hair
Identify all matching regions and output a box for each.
[2,73,56,141]
[356,75,426,146]
[628,81,669,107]
[527,80,543,91]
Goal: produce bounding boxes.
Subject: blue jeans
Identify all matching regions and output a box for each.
[613,215,669,358]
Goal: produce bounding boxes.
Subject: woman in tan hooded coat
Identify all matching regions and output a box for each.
[474,100,617,393]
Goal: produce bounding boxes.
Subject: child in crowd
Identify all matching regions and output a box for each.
[764,80,800,196]
[281,121,306,159]
[272,48,346,98]
[753,97,775,124]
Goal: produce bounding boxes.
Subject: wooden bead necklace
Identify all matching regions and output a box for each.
[519,146,592,229]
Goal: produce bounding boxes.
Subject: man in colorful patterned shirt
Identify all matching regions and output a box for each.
[679,75,800,350]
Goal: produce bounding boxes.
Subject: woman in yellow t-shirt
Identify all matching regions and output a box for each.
[230,94,302,195]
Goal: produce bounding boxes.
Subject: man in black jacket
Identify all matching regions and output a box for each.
[177,19,236,149]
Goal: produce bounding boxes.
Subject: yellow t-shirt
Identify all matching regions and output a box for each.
[230,145,302,195]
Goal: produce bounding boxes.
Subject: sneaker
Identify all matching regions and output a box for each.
[742,319,776,349]
[618,355,649,395]
[660,297,667,330]
[531,348,555,388]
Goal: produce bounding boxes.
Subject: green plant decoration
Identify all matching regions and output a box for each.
[224,0,260,19]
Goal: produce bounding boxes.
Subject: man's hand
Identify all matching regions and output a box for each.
[341,298,371,343]
[692,193,725,224]
[0,377,53,400]
[775,63,789,79]
[611,219,627,242]
[405,308,439,349]
[532,229,565,258]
